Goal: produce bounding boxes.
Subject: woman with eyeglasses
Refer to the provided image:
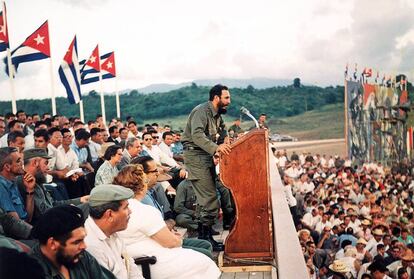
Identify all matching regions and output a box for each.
[114,165,221,279]
[95,145,122,186]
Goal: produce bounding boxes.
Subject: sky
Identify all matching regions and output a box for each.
[0,0,414,102]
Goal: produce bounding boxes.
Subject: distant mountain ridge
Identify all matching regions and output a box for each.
[136,78,293,94]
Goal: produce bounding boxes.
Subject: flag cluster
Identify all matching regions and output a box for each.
[0,2,117,105]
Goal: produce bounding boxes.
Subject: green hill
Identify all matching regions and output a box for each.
[0,84,344,123]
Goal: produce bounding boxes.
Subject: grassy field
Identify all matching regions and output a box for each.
[143,103,345,141]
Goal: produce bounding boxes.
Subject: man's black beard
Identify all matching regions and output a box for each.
[218,107,227,114]
[35,172,46,184]
[56,247,82,268]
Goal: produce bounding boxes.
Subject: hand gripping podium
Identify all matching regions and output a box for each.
[220,129,274,262]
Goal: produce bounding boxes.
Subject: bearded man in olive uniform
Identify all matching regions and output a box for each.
[181,84,232,251]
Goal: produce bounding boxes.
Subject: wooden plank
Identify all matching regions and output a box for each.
[234,272,249,279]
[263,271,272,279]
[220,265,273,273]
[220,272,235,279]
[249,272,264,279]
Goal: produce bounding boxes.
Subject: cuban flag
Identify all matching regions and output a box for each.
[58,36,81,104]
[101,51,116,79]
[79,45,100,85]
[0,2,9,52]
[4,20,50,76]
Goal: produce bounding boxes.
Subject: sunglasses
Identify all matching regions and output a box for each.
[152,136,159,139]
[144,138,152,141]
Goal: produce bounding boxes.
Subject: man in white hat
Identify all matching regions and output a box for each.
[366,228,384,257]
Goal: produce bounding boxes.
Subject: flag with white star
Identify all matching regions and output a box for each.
[0,2,9,52]
[3,20,50,76]
[100,51,116,79]
[58,36,82,104]
[79,44,101,85]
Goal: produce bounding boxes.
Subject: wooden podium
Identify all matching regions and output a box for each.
[220,129,274,261]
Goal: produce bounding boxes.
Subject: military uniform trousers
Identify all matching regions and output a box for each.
[183,150,220,227]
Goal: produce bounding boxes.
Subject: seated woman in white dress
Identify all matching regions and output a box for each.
[114,165,221,279]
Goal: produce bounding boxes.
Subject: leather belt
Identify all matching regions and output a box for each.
[183,146,203,151]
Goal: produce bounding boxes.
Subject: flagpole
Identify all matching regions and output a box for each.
[79,100,85,123]
[99,71,107,127]
[344,76,349,159]
[6,48,16,113]
[115,77,120,119]
[45,19,56,115]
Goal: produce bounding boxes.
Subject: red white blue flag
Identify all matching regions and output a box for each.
[79,44,100,85]
[0,2,9,52]
[4,20,50,76]
[58,36,81,104]
[100,51,116,79]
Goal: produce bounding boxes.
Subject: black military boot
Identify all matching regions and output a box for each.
[198,224,225,251]
[223,212,235,230]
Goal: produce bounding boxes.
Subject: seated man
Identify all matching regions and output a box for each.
[31,205,117,278]
[85,184,143,279]
[174,179,197,231]
[0,147,35,222]
[7,131,26,153]
[16,148,89,225]
[118,137,142,170]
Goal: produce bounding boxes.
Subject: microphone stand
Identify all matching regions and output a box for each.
[240,106,259,128]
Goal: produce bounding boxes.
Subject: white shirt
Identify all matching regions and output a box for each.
[143,145,178,168]
[57,145,80,170]
[365,237,383,257]
[84,217,143,279]
[118,199,221,279]
[89,140,101,163]
[314,220,332,234]
[283,184,297,207]
[158,142,173,158]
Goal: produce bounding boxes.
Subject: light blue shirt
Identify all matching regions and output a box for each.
[70,141,88,164]
[0,175,27,220]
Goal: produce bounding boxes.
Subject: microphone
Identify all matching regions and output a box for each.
[240,106,259,128]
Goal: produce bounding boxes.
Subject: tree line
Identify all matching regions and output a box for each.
[0,83,345,122]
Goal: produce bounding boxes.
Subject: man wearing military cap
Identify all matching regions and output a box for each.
[16,148,89,225]
[31,204,117,279]
[181,84,231,251]
[85,184,143,279]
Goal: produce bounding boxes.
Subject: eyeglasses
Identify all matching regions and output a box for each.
[144,138,152,141]
[152,136,159,139]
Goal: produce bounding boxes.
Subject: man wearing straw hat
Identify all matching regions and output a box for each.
[366,228,384,257]
[328,259,350,279]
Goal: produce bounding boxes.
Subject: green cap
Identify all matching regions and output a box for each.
[23,148,52,160]
[89,184,134,207]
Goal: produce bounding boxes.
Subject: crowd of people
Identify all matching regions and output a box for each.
[279,150,414,279]
[0,110,234,278]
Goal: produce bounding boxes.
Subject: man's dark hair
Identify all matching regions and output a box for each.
[5,112,15,120]
[32,113,39,118]
[7,120,22,130]
[260,113,267,117]
[162,131,173,140]
[119,127,127,134]
[73,121,84,128]
[34,129,50,142]
[164,125,170,128]
[90,127,102,137]
[89,201,122,219]
[109,126,118,134]
[75,129,91,141]
[127,121,137,126]
[60,128,71,135]
[7,131,25,145]
[48,127,61,137]
[209,84,228,101]
[131,156,154,173]
[142,132,153,139]
[0,147,17,171]
[16,110,25,116]
[151,123,158,127]
[341,239,352,249]
[96,114,102,119]
[104,145,121,161]
[87,120,95,126]
[34,120,46,129]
